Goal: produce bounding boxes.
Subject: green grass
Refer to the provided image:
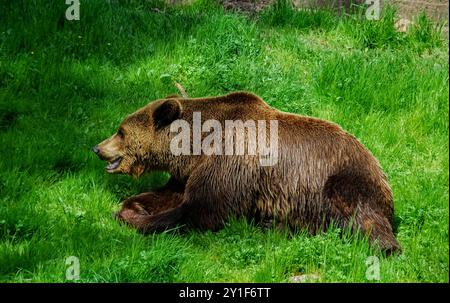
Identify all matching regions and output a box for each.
[0,0,448,282]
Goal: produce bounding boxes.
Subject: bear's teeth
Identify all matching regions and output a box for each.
[106,157,122,170]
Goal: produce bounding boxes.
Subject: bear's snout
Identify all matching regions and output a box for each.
[92,145,108,161]
[92,146,100,154]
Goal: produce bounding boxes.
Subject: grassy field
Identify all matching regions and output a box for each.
[0,0,448,282]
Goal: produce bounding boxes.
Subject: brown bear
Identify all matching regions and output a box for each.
[93,91,401,254]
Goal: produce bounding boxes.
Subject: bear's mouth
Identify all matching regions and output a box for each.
[105,156,122,172]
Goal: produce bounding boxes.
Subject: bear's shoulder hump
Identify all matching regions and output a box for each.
[220,91,267,106]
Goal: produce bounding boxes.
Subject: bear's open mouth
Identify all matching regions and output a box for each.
[105,156,122,172]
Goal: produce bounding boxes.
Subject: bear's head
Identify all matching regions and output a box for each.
[92,98,182,177]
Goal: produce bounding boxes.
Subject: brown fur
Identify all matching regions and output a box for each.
[94,91,401,254]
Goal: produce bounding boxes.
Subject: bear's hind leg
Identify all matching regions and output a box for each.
[324,172,401,255]
[355,207,401,255]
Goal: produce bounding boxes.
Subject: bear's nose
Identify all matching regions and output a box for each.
[92,146,100,154]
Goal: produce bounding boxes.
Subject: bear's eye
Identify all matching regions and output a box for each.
[117,128,125,139]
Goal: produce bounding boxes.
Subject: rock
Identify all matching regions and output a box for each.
[395,18,412,32]
[289,273,321,283]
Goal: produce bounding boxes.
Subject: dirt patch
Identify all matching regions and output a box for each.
[220,0,448,19]
[219,0,448,37]
[391,0,448,21]
[220,0,365,12]
[220,0,274,13]
[390,0,449,37]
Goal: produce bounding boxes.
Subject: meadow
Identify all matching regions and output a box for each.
[0,0,448,282]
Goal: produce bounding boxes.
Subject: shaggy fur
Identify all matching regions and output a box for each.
[94,91,401,254]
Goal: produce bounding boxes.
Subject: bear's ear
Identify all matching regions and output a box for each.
[153,99,182,130]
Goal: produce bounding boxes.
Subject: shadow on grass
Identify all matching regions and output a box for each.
[103,172,170,203]
[1,0,213,66]
[0,110,19,132]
